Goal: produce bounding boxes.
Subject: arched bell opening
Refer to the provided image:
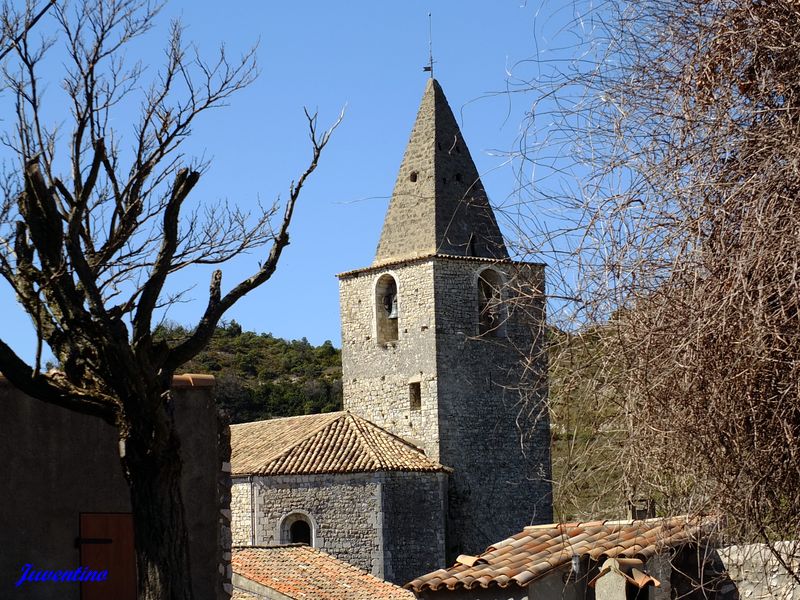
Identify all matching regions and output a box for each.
[375,274,399,345]
[477,268,507,337]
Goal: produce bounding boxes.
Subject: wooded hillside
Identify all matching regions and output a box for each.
[158,322,342,423]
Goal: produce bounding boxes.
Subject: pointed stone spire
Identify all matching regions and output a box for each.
[374,79,509,264]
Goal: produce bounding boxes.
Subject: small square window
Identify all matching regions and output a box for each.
[409,382,421,411]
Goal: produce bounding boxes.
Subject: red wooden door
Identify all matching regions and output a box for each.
[79,513,136,600]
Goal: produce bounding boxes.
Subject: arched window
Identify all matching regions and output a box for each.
[478,269,506,337]
[375,274,399,344]
[279,511,315,546]
[289,520,311,545]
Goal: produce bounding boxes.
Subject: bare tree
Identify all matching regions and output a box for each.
[0,0,55,61]
[0,1,340,598]
[509,0,800,583]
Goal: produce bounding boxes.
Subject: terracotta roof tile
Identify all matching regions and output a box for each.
[406,516,714,593]
[233,546,414,600]
[230,411,450,476]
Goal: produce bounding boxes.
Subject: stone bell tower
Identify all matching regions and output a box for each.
[338,79,552,558]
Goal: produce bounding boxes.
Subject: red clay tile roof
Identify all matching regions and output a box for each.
[406,516,712,593]
[233,545,415,600]
[230,411,449,476]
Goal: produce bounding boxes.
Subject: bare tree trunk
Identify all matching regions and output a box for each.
[124,401,193,600]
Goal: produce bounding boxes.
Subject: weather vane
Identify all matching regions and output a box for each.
[423,13,435,78]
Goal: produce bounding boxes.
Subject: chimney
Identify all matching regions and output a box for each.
[627,499,656,520]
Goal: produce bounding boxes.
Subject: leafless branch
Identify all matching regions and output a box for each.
[507,0,800,583]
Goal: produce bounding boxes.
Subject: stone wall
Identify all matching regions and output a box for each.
[379,471,448,585]
[640,547,748,600]
[235,470,447,585]
[0,375,230,600]
[535,569,588,600]
[339,256,552,560]
[171,379,233,600]
[250,472,383,577]
[214,412,234,599]
[646,554,673,600]
[340,260,441,458]
[432,258,552,557]
[718,543,800,600]
[231,480,252,546]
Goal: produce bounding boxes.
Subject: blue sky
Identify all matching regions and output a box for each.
[0,1,580,363]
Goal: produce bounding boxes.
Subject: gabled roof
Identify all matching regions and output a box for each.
[232,546,414,600]
[374,78,508,264]
[406,516,712,593]
[230,411,449,476]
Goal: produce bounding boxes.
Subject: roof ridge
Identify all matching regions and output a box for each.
[231,411,345,429]
[344,410,431,457]
[345,412,384,469]
[234,543,310,550]
[522,516,697,531]
[407,515,715,594]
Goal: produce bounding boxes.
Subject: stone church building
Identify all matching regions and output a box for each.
[230,78,552,585]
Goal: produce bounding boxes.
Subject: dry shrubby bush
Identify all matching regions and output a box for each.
[509,0,800,578]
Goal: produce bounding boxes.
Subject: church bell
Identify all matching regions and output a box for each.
[383,293,398,319]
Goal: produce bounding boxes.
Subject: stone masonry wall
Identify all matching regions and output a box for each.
[432,258,552,558]
[718,543,799,600]
[381,471,448,585]
[340,260,441,458]
[233,470,449,585]
[0,376,228,600]
[213,403,234,599]
[230,480,252,546]
[340,256,552,562]
[251,472,383,577]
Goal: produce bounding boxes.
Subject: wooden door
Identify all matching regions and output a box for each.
[79,512,136,600]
